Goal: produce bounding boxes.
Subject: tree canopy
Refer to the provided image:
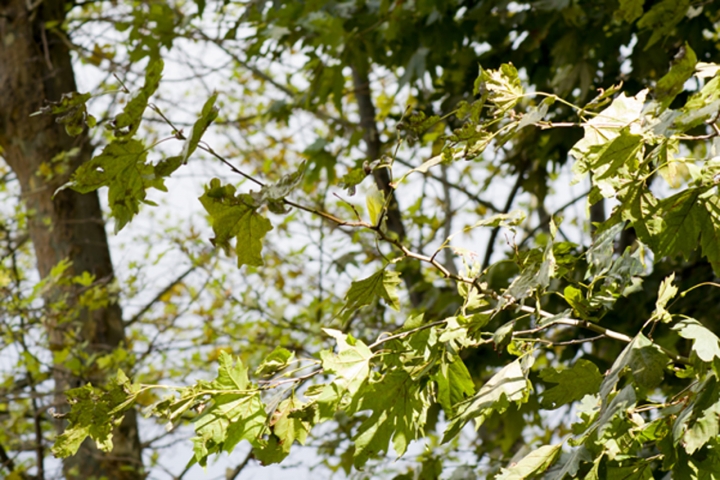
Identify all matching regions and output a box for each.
[3,0,720,479]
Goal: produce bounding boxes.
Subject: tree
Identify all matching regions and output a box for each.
[0,1,142,479]
[2,0,720,479]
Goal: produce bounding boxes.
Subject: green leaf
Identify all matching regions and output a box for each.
[586,222,625,277]
[621,183,663,247]
[320,329,373,397]
[448,211,526,244]
[686,401,720,455]
[673,318,720,363]
[590,129,643,183]
[250,162,305,214]
[517,100,550,130]
[255,347,295,377]
[596,384,636,438]
[366,182,385,225]
[637,0,690,50]
[614,0,645,23]
[434,357,475,416]
[32,91,95,136]
[656,43,697,108]
[496,444,562,480]
[629,340,668,390]
[606,463,653,480]
[605,242,647,298]
[655,138,682,188]
[308,331,377,427]
[651,273,677,323]
[112,58,163,137]
[154,155,184,178]
[52,370,139,458]
[443,360,529,443]
[571,91,646,183]
[622,187,720,274]
[338,167,368,195]
[275,395,310,448]
[192,353,265,466]
[583,83,624,112]
[493,321,514,353]
[419,457,443,480]
[66,139,166,232]
[545,446,592,480]
[212,351,250,390]
[255,394,310,464]
[673,376,720,454]
[600,334,668,400]
[697,196,720,275]
[499,243,555,309]
[343,269,401,314]
[653,189,703,261]
[349,369,430,468]
[478,63,524,112]
[181,92,218,163]
[253,435,287,465]
[564,285,591,319]
[676,75,720,130]
[199,178,273,267]
[540,359,603,409]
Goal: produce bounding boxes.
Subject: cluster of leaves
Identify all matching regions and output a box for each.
[46,59,220,232]
[3,0,718,478]
[43,45,720,478]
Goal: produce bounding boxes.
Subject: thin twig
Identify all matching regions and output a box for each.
[369,319,448,349]
[125,265,197,327]
[514,305,691,365]
[482,163,527,270]
[519,189,590,248]
[515,334,605,346]
[226,448,254,480]
[393,157,500,213]
[0,443,23,479]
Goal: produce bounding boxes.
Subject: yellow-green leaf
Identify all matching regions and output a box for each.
[199,178,273,267]
[343,269,401,314]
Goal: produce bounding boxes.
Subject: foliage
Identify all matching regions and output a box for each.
[4,0,720,479]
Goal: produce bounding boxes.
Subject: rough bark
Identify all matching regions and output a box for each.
[0,1,143,478]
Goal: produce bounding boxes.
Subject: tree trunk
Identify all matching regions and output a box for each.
[0,1,143,478]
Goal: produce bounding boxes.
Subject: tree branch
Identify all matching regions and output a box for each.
[393,157,500,213]
[482,163,527,270]
[226,449,253,480]
[350,56,425,307]
[518,189,589,248]
[0,443,25,479]
[439,164,458,275]
[196,31,351,129]
[514,304,691,365]
[124,265,197,327]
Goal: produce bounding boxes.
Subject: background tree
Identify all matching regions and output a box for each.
[2,0,720,479]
